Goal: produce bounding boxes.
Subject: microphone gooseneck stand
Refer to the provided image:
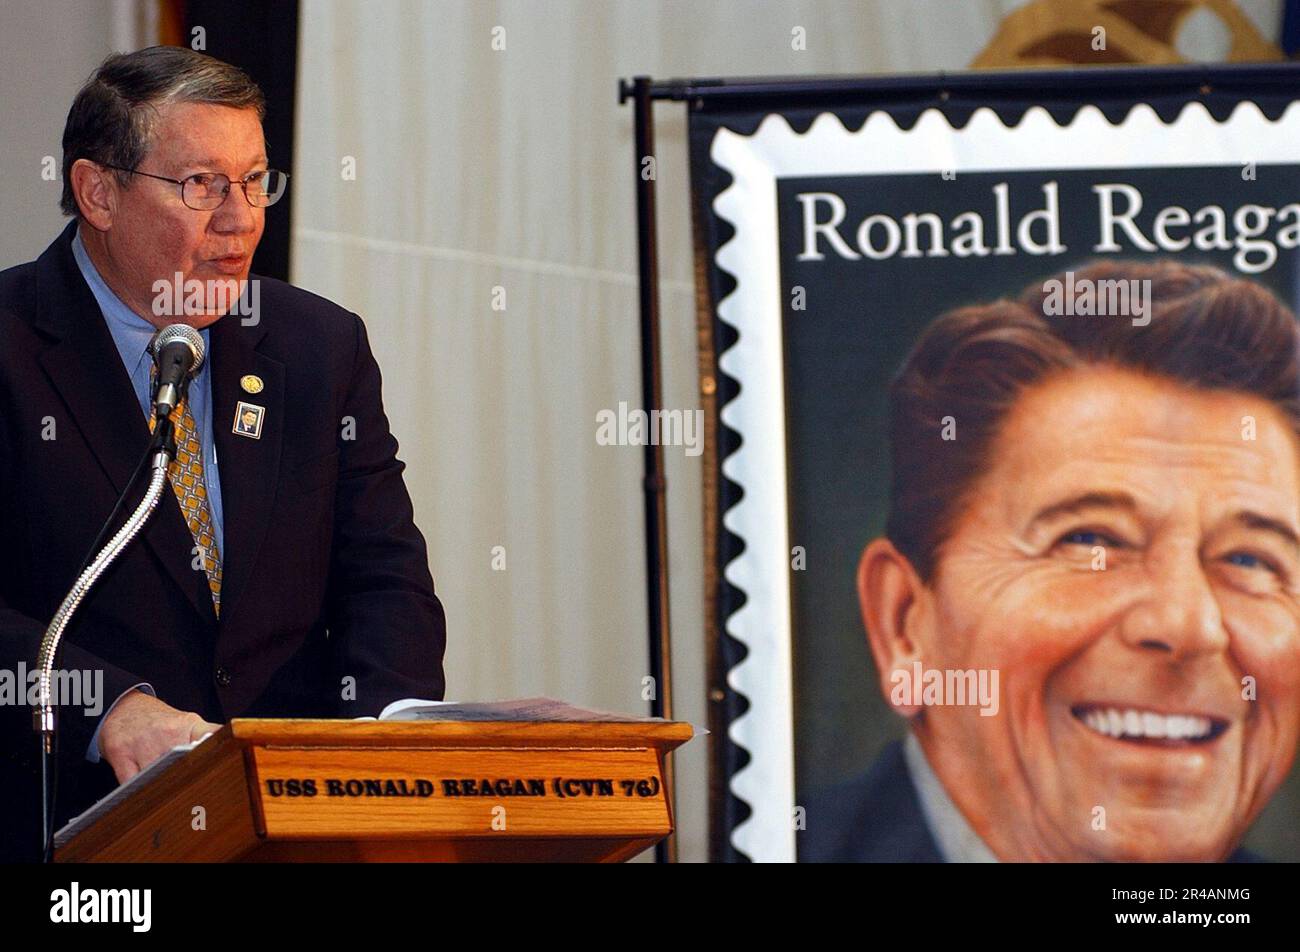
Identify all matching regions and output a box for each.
[33,415,178,862]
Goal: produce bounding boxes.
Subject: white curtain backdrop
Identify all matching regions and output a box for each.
[291,0,1282,861]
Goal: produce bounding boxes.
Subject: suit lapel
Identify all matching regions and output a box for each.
[35,223,148,497]
[210,310,283,625]
[34,222,219,627]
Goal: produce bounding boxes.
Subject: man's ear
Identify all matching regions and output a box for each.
[857,536,929,718]
[69,159,116,231]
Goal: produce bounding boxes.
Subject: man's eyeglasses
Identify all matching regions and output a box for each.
[99,163,289,210]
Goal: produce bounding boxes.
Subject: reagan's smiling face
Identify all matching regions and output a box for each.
[867,365,1300,861]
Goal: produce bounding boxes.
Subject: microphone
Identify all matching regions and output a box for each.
[37,324,204,860]
[149,324,205,418]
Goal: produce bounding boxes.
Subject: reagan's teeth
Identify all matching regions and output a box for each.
[1079,708,1216,740]
[1141,712,1165,738]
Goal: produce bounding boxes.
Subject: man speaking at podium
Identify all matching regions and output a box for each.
[0,47,447,861]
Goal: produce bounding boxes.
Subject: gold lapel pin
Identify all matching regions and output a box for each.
[240,374,264,394]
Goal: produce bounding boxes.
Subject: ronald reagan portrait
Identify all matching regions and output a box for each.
[802,259,1300,862]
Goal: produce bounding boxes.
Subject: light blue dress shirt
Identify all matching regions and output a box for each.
[71,232,225,552]
[71,230,225,762]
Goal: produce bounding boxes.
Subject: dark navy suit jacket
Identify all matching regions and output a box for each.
[0,222,447,861]
[800,740,1264,863]
[800,740,944,862]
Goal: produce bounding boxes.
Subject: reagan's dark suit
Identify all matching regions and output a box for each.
[799,740,1264,862]
[800,741,945,862]
[0,221,446,861]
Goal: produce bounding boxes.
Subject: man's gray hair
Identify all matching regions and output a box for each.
[60,46,266,217]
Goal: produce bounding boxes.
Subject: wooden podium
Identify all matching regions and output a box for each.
[54,718,694,862]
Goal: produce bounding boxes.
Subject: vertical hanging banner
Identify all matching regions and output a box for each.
[687,67,1300,863]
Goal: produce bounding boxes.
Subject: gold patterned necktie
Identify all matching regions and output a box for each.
[148,365,223,617]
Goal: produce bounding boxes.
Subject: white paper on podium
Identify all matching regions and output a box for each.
[369,696,673,723]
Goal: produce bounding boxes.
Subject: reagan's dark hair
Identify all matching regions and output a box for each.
[60,46,265,217]
[887,259,1300,581]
